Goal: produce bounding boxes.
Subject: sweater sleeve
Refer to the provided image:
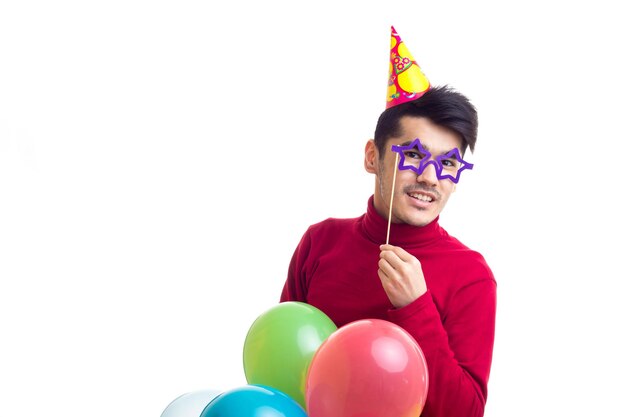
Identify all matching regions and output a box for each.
[387,276,497,417]
[280,228,313,303]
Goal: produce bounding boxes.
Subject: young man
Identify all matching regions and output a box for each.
[281,28,496,417]
[281,85,496,417]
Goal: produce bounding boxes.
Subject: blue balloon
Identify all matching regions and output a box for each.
[200,385,307,417]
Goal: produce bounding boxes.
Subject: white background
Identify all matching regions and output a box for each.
[1,1,625,416]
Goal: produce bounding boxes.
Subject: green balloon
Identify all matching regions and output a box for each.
[243,301,337,409]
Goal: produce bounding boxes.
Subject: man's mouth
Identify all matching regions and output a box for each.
[408,191,434,203]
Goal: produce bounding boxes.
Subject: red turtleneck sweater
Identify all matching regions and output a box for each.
[281,196,496,417]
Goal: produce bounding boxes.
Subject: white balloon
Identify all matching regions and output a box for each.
[160,389,222,417]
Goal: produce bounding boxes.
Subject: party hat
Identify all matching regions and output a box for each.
[386,26,430,108]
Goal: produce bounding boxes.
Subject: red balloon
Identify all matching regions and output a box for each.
[305,319,428,417]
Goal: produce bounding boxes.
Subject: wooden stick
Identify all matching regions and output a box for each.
[386,152,399,245]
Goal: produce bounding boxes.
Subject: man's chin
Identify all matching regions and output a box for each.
[398,211,435,227]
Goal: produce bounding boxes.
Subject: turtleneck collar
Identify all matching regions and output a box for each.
[360,195,444,248]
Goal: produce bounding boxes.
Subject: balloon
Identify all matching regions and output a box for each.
[200,384,307,417]
[305,319,428,417]
[160,389,221,417]
[243,301,337,409]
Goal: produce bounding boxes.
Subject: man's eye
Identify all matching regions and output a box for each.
[404,151,423,159]
[441,159,459,168]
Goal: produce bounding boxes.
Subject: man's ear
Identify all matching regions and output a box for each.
[364,139,378,174]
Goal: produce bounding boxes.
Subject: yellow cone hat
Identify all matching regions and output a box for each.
[386,26,430,108]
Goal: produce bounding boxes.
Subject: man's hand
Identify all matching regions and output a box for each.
[378,244,427,308]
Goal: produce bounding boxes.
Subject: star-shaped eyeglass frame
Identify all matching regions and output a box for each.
[390,138,474,184]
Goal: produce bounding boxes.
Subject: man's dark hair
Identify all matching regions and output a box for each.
[374,85,478,157]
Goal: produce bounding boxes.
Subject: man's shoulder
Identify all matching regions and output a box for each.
[437,229,495,281]
[438,226,479,252]
[308,213,364,233]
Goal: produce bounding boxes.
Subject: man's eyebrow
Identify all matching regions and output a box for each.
[441,150,459,160]
[400,140,459,158]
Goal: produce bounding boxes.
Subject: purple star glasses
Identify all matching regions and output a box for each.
[390,138,473,184]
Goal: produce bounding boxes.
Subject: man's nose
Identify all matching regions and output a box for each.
[416,161,438,186]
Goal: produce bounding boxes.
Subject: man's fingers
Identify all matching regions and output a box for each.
[380,244,415,262]
[378,261,401,290]
[378,258,396,278]
[380,246,416,272]
[379,248,401,265]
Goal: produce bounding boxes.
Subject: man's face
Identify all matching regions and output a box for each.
[365,116,464,227]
